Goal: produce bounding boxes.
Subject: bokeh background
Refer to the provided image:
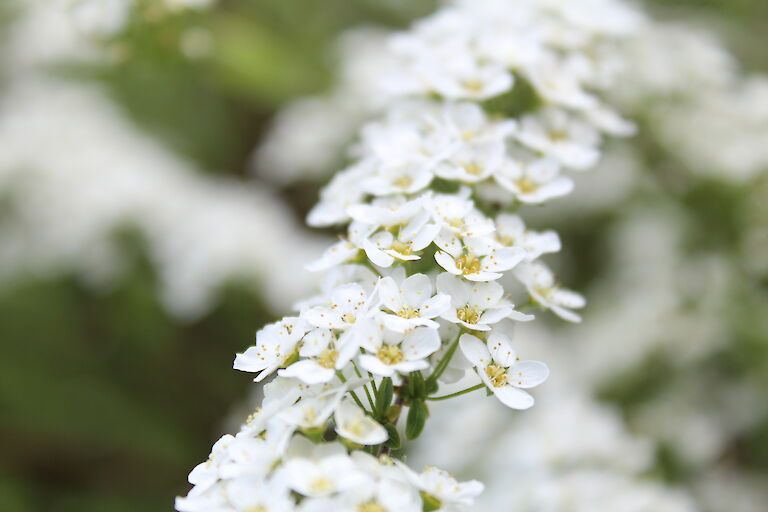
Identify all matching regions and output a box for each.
[1,1,766,511]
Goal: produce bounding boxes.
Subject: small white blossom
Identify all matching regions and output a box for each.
[460,332,549,409]
[427,188,495,238]
[437,273,532,331]
[494,214,561,262]
[395,461,485,508]
[283,453,367,498]
[233,317,311,382]
[514,261,586,322]
[434,232,526,281]
[516,109,601,171]
[334,399,388,445]
[377,271,451,332]
[359,326,441,378]
[494,155,574,204]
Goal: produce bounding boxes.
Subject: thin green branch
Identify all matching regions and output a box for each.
[426,383,485,401]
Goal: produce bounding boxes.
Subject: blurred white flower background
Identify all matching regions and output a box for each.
[1,1,767,511]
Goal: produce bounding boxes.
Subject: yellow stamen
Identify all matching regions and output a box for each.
[485,363,509,387]
[318,349,338,369]
[457,306,480,325]
[377,345,404,365]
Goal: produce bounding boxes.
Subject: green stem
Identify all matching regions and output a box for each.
[426,383,485,401]
[351,361,376,410]
[336,371,369,413]
[426,333,461,387]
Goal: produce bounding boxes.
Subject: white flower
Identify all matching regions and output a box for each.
[377,271,450,332]
[305,221,379,272]
[358,326,441,378]
[434,232,526,281]
[347,195,426,230]
[434,141,505,183]
[307,164,369,227]
[459,332,549,409]
[224,477,293,512]
[436,273,531,331]
[361,161,434,196]
[233,316,311,382]
[436,101,517,147]
[516,108,601,171]
[494,155,574,204]
[278,329,352,385]
[427,188,495,238]
[514,261,586,322]
[494,213,561,262]
[334,399,388,445]
[338,477,422,512]
[283,453,367,498]
[361,210,441,268]
[395,461,485,508]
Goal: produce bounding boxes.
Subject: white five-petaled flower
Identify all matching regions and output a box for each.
[334,399,388,446]
[494,154,574,204]
[233,316,311,382]
[459,331,549,409]
[283,454,367,499]
[377,271,450,332]
[434,231,526,281]
[515,108,601,171]
[302,282,382,352]
[436,273,531,331]
[395,461,485,508]
[278,329,351,385]
[427,188,495,238]
[493,213,561,262]
[358,326,441,379]
[514,261,586,322]
[361,209,441,267]
[221,477,294,512]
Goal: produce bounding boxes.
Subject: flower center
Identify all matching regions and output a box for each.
[377,345,404,365]
[244,507,267,512]
[456,253,481,275]
[462,79,485,93]
[390,240,412,255]
[548,129,568,142]
[448,217,464,229]
[318,349,338,369]
[464,162,483,176]
[485,363,509,387]
[358,502,386,512]
[496,233,515,246]
[394,174,414,189]
[397,306,420,319]
[342,312,357,324]
[457,306,480,325]
[310,477,335,494]
[515,177,538,194]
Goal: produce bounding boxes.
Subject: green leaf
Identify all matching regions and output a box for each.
[406,400,429,440]
[376,378,394,419]
[384,424,401,449]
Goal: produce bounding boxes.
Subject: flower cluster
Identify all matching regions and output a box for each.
[176,377,484,512]
[181,0,642,508]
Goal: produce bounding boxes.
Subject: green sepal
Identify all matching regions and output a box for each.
[384,424,401,449]
[406,400,429,440]
[385,404,402,423]
[376,378,394,420]
[420,491,442,512]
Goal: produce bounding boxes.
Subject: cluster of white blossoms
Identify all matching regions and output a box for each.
[181,0,645,509]
[176,377,483,512]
